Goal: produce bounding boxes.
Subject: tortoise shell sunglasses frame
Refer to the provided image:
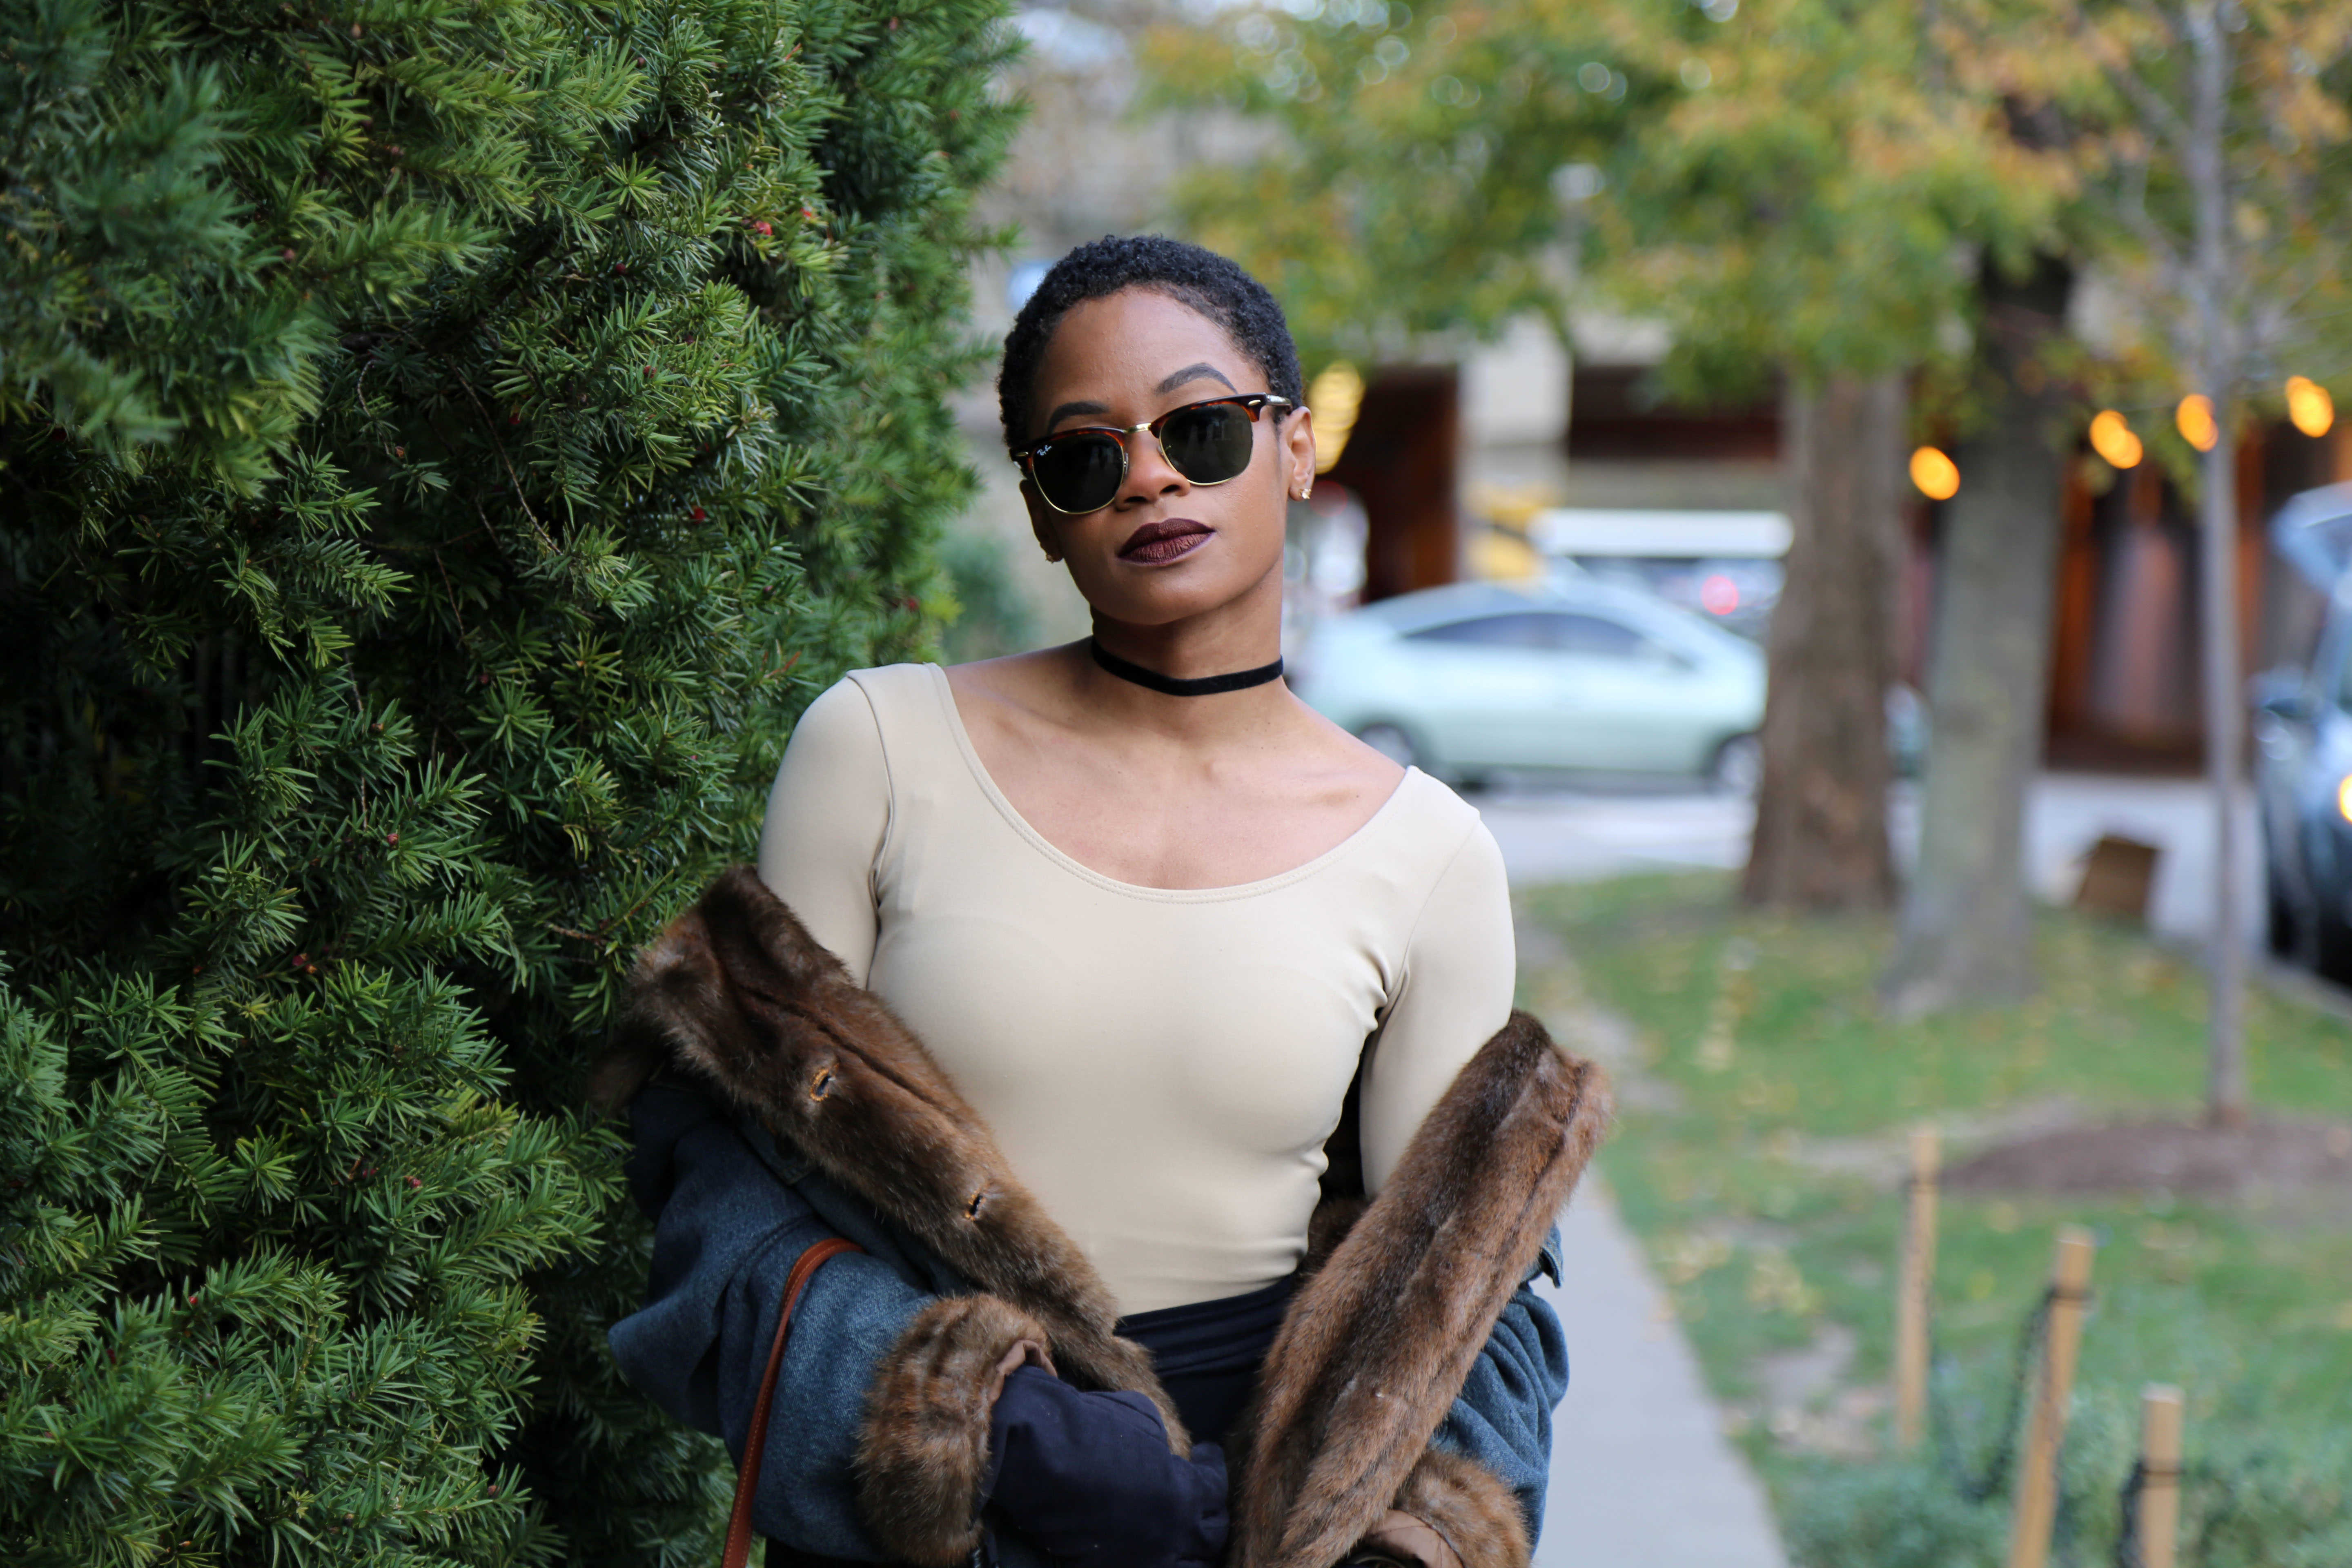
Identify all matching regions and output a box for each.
[1012,393,1297,517]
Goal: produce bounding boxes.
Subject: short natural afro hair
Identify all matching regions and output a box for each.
[997,235,1305,454]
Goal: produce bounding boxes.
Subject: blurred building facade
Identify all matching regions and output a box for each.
[954,3,2350,772]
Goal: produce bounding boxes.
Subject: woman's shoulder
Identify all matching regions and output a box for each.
[1316,766,1506,929]
[790,664,952,753]
[829,661,948,711]
[1381,768,1497,864]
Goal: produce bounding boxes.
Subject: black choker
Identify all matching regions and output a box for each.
[1089,638,1284,697]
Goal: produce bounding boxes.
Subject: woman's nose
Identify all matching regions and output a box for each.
[1118,428,1189,506]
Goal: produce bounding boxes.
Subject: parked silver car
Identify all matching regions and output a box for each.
[1290,581,1768,788]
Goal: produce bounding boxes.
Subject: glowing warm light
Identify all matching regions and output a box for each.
[1909,445,1960,501]
[2088,410,2143,469]
[1700,573,1740,615]
[2338,773,2352,824]
[1309,362,1365,475]
[2287,376,2335,438]
[2176,394,2218,452]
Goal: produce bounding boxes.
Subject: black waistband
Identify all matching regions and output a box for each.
[1115,1272,1299,1378]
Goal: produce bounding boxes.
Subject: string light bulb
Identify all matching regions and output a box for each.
[1909,446,1960,500]
[2177,394,2218,452]
[1308,362,1365,475]
[2089,410,2143,469]
[2286,376,2335,439]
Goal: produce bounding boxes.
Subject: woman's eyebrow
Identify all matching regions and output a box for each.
[1155,362,1238,395]
[1044,398,1111,428]
[1043,363,1239,430]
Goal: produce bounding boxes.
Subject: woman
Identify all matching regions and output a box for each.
[601,237,1607,1568]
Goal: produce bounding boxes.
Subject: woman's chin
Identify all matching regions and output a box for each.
[1089,575,1268,629]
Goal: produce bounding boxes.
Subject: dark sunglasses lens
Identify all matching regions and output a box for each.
[1033,434,1125,512]
[1161,403,1256,484]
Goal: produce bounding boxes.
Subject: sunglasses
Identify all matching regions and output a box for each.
[1014,393,1295,516]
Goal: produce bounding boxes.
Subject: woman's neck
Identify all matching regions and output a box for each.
[1086,573,1284,686]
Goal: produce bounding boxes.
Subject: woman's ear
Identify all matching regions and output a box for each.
[1022,480,1064,564]
[1283,405,1318,499]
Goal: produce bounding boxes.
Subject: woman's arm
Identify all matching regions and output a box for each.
[1357,1257,1570,1566]
[756,676,890,982]
[1356,822,1565,1563]
[613,1081,1232,1565]
[608,1080,927,1559]
[1432,1260,1572,1528]
[1359,819,1516,1196]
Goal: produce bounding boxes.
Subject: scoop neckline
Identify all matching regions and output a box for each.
[920,663,1420,903]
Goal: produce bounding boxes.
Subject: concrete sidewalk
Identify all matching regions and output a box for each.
[1498,830,1793,1567]
[1532,1181,1790,1568]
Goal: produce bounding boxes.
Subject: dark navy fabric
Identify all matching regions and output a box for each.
[607,1076,1573,1562]
[1116,1273,1298,1446]
[984,1369,1228,1567]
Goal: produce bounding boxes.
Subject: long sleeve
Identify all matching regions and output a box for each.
[1359,819,1517,1196]
[608,1082,927,1560]
[756,677,890,983]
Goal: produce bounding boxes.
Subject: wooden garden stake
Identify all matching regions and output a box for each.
[1893,1124,1939,1450]
[2006,1226,2096,1568]
[2137,1384,2184,1568]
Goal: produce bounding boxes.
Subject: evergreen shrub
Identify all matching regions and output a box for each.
[0,0,1016,1557]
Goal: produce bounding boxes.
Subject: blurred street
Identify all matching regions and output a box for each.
[1480,773,2263,947]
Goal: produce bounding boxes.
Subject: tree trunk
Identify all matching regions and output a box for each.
[2200,418,2248,1125]
[2187,2,2247,1128]
[1742,371,1902,911]
[1882,257,2074,1016]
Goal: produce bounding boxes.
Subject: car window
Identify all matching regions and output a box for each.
[1407,610,1663,659]
[1405,612,1557,648]
[1546,613,1651,659]
[2334,630,2352,711]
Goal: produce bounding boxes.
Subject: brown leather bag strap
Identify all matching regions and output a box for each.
[722,1235,866,1568]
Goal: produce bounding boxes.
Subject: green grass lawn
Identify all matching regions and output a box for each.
[1517,874,2352,1568]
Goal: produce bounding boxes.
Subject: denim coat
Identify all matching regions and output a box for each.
[597,868,1609,1567]
[609,1079,1571,1563]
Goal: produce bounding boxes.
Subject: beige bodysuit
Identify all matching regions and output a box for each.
[755,662,1515,1314]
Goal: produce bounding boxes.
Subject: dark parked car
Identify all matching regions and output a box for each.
[2254,484,2352,978]
[2253,640,2352,977]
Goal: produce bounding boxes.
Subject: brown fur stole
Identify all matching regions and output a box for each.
[1227,1012,1610,1568]
[596,867,1610,1568]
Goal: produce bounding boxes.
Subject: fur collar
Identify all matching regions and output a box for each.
[597,866,1610,1567]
